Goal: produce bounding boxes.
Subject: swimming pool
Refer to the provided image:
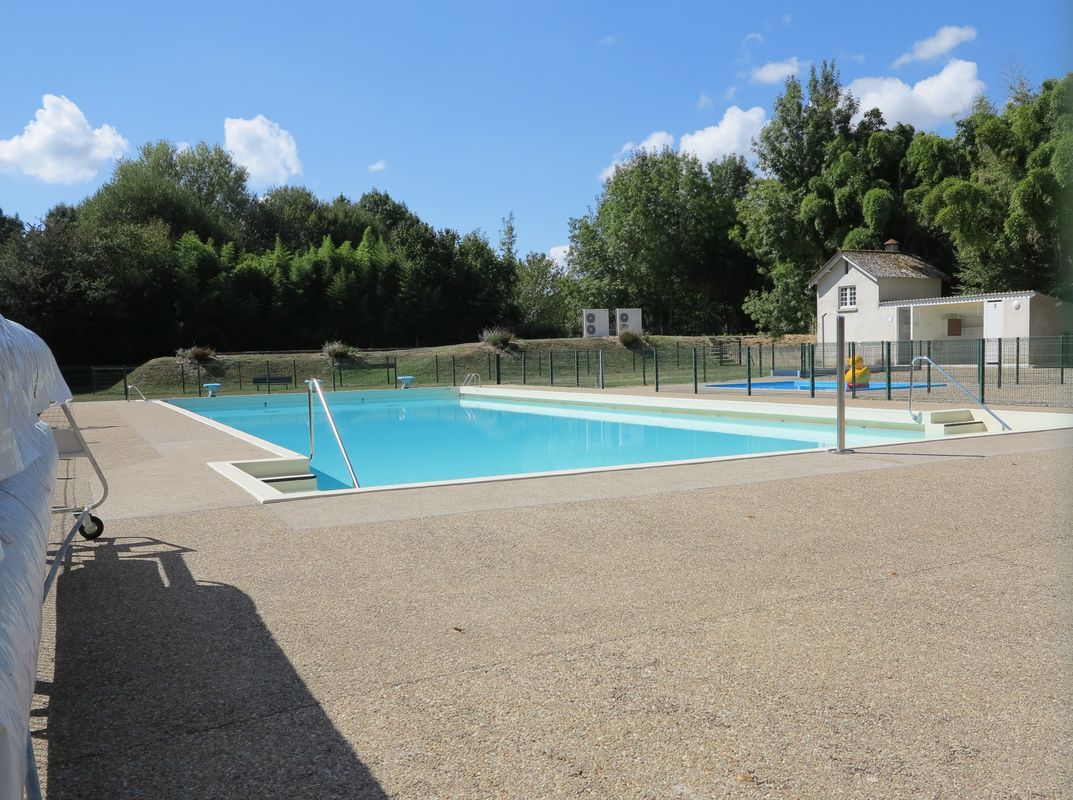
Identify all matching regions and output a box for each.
[711,379,946,392]
[167,388,925,491]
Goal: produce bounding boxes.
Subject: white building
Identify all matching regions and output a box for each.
[810,241,1071,357]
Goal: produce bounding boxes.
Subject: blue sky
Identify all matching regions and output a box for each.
[1,0,1069,261]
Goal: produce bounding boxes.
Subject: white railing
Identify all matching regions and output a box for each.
[908,356,1012,431]
[305,379,359,487]
[461,373,482,387]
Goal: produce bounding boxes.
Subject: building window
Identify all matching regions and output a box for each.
[838,285,856,309]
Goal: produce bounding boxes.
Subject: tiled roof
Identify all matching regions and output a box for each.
[808,249,949,286]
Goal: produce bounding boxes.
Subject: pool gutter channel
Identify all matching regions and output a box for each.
[153,389,1068,504]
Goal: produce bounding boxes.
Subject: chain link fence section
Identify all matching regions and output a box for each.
[58,334,1072,407]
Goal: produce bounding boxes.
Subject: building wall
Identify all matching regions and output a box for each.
[815,257,939,343]
[877,276,942,303]
[1028,293,1073,337]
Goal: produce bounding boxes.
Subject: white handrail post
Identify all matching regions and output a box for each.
[305,378,359,488]
[830,315,853,454]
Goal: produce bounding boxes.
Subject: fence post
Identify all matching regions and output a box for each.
[737,338,742,366]
[1015,337,1020,384]
[746,347,752,396]
[1061,334,1067,385]
[996,338,1002,390]
[238,363,242,390]
[885,341,892,401]
[574,351,580,387]
[702,347,707,382]
[597,350,604,389]
[978,338,985,402]
[758,343,763,376]
[452,355,457,386]
[495,354,501,385]
[332,370,336,391]
[549,352,555,386]
[385,356,391,386]
[675,340,680,369]
[435,355,439,384]
[265,360,271,394]
[197,364,203,397]
[181,362,186,394]
[642,353,647,386]
[654,349,660,392]
[849,342,856,399]
[809,345,815,398]
[522,351,527,385]
[692,348,698,394]
[771,342,775,371]
[926,341,932,393]
[123,367,130,401]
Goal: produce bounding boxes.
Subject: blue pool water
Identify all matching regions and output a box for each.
[711,380,946,392]
[169,389,923,490]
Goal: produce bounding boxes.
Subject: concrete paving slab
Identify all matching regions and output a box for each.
[31,395,1073,798]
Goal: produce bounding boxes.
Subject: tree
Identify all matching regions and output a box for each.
[568,149,756,333]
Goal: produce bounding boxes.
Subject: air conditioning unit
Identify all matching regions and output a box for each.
[581,309,609,338]
[616,308,642,335]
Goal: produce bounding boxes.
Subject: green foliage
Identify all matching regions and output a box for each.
[617,329,642,347]
[322,340,353,362]
[176,345,216,363]
[568,150,756,334]
[513,252,574,337]
[909,74,1073,296]
[480,326,514,349]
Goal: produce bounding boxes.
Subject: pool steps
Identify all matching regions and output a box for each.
[923,409,990,436]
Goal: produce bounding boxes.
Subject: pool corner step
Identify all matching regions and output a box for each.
[924,409,990,436]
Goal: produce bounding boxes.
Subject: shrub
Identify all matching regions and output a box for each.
[618,329,642,347]
[176,345,216,363]
[480,327,514,350]
[322,340,353,362]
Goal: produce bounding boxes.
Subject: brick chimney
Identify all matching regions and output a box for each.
[883,239,900,252]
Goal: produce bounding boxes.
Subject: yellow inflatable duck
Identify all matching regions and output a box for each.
[844,354,870,388]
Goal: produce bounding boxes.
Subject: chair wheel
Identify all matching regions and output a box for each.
[79,515,104,540]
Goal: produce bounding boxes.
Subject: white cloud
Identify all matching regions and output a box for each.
[597,34,616,45]
[741,32,763,47]
[548,245,569,269]
[697,93,713,110]
[224,114,301,186]
[725,85,738,101]
[367,158,387,172]
[782,14,792,26]
[679,106,767,164]
[0,94,127,183]
[598,130,674,181]
[892,25,976,68]
[848,59,985,129]
[750,57,806,84]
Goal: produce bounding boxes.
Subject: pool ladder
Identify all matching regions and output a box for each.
[305,378,360,487]
[907,356,1011,431]
[461,373,482,387]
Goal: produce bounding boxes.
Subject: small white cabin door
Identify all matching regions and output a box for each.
[983,301,1004,338]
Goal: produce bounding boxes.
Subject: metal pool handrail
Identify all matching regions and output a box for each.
[461,372,482,387]
[907,355,1011,431]
[305,378,359,487]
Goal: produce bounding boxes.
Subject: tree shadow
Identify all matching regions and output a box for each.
[41,536,387,799]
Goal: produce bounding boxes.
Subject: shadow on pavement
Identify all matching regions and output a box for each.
[42,536,386,799]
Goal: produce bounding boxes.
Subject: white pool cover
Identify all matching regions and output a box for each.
[0,314,69,800]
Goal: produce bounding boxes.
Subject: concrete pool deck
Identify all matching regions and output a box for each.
[33,394,1073,798]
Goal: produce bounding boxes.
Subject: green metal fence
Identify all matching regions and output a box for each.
[59,334,1073,408]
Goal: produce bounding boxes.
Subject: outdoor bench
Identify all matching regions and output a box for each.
[252,376,292,390]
